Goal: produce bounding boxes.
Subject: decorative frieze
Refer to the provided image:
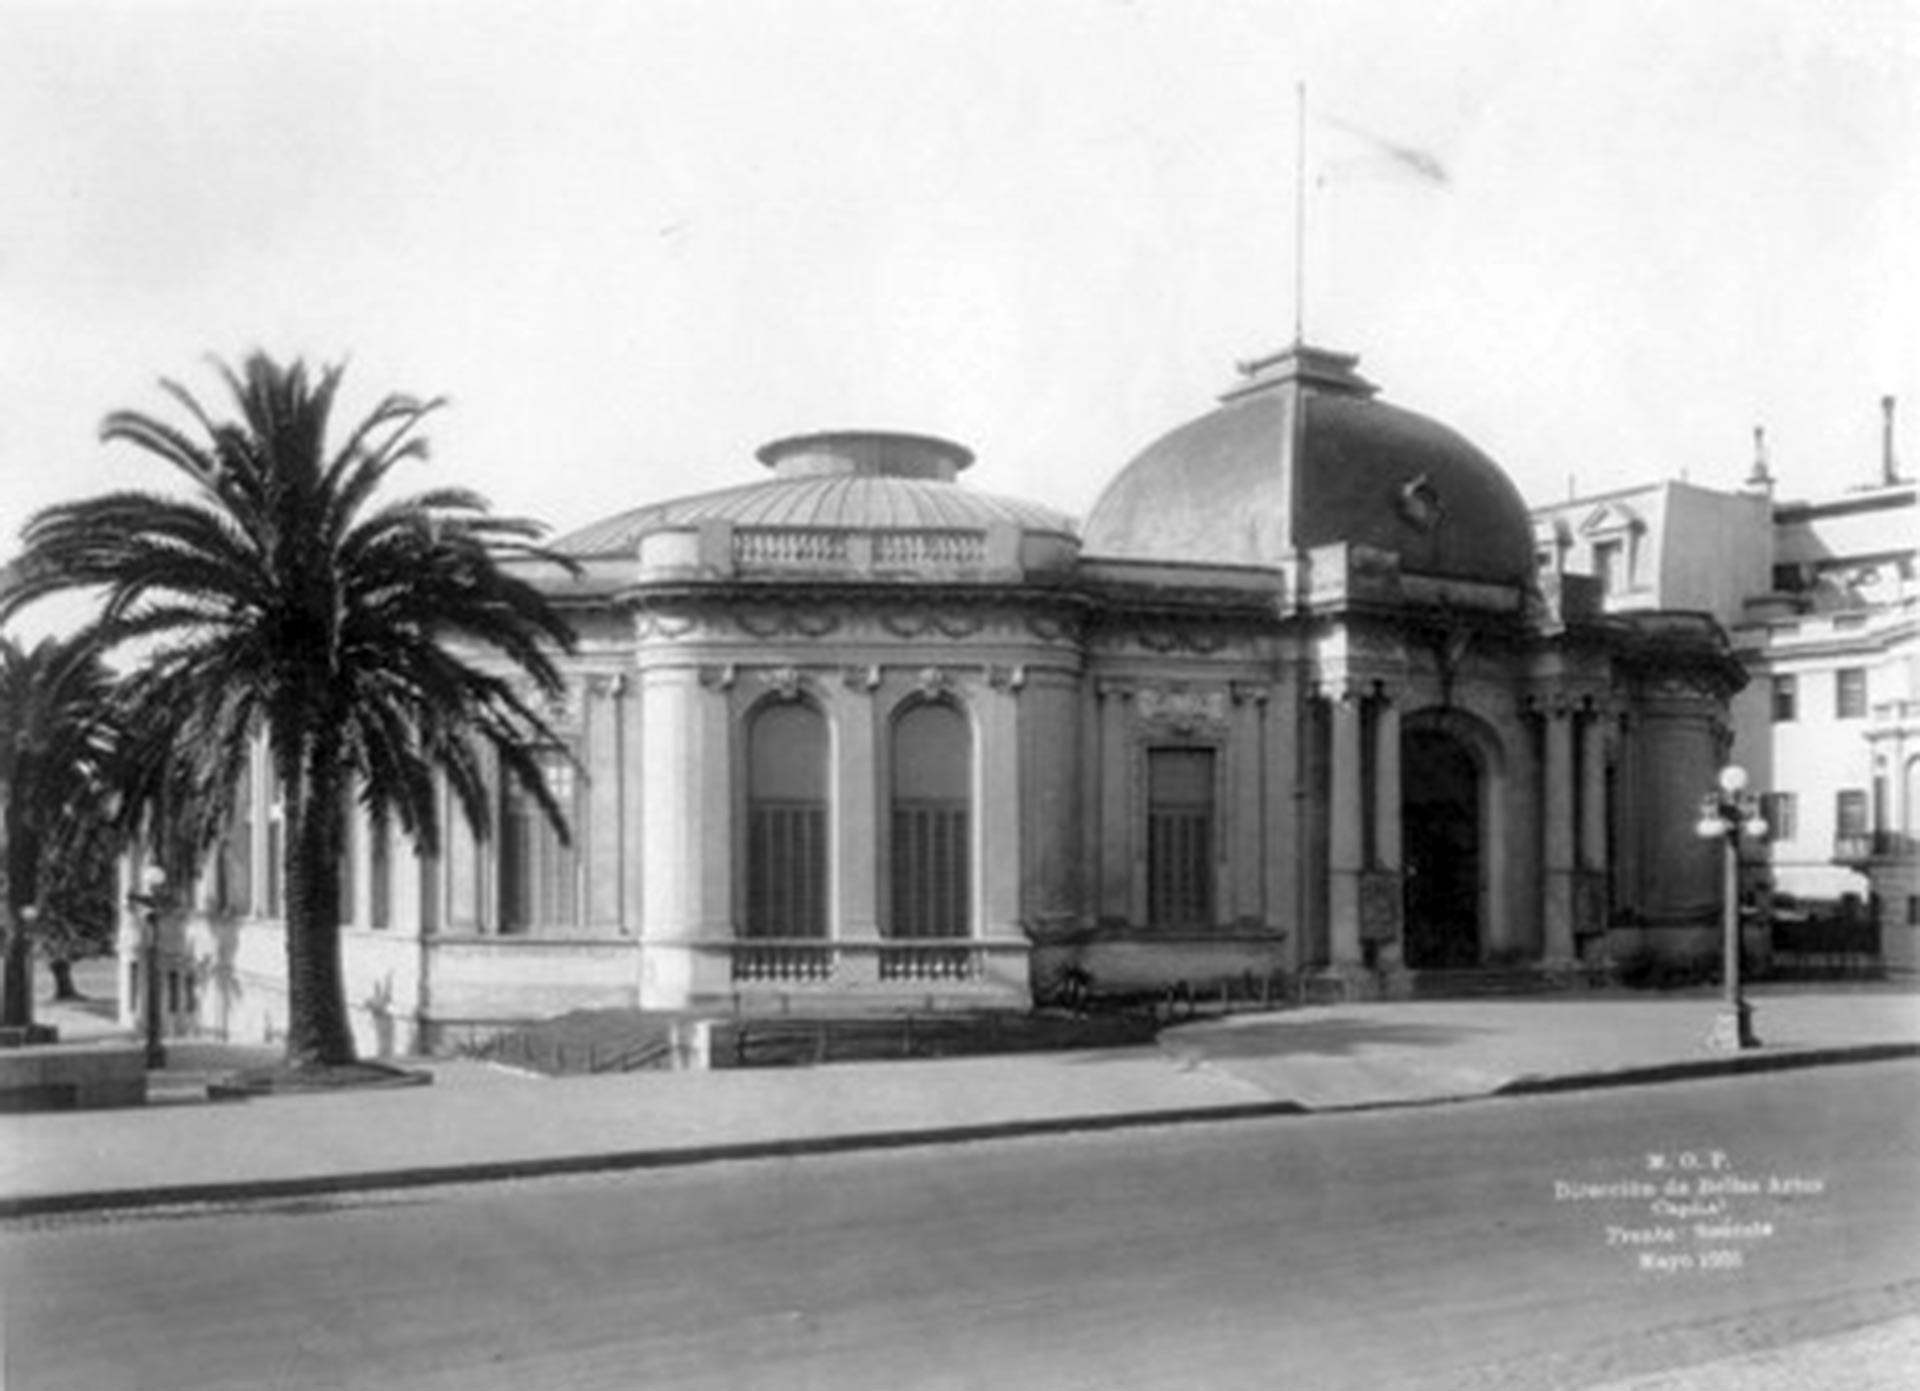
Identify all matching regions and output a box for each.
[1128,625,1233,656]
[878,607,986,640]
[733,604,842,640]
[1136,686,1229,735]
[1023,612,1085,644]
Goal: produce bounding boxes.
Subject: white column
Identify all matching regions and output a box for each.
[1097,683,1133,922]
[639,665,733,1006]
[1021,670,1082,929]
[1266,686,1300,964]
[618,672,645,936]
[1580,711,1608,872]
[1328,689,1366,966]
[1373,696,1403,872]
[584,675,623,931]
[1231,685,1266,922]
[832,677,880,945]
[979,675,1023,946]
[1542,703,1578,964]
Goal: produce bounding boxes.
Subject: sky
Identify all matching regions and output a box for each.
[1,0,1913,627]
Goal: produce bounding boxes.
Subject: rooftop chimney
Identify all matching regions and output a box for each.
[1882,395,1901,486]
[1745,424,1774,494]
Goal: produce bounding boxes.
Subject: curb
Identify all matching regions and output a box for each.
[4,1042,1915,1221]
[1494,1041,1920,1097]
[0,1100,1310,1220]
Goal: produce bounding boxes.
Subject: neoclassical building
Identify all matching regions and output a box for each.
[151,345,1746,1054]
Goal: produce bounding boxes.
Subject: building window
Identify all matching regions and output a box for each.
[499,750,579,933]
[745,702,829,940]
[1835,667,1868,720]
[338,789,358,926]
[217,755,253,915]
[1760,792,1797,843]
[1147,748,1216,928]
[369,814,392,930]
[418,851,440,936]
[889,702,971,940]
[266,765,285,918]
[1592,539,1625,595]
[1771,675,1797,723]
[1908,895,1919,927]
[1836,789,1870,838]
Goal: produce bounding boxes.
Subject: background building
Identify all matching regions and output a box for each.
[1531,402,1918,975]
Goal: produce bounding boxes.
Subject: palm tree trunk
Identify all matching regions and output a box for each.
[0,920,30,1028]
[2,810,37,1029]
[280,755,358,1069]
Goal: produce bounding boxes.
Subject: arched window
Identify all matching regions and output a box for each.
[499,750,579,933]
[746,702,829,939]
[889,702,971,942]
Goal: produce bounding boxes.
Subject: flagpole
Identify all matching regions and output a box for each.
[1293,79,1306,347]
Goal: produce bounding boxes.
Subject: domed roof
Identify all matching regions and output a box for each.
[1082,346,1537,588]
[555,430,1074,558]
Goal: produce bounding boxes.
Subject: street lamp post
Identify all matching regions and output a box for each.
[128,864,168,1069]
[1695,765,1768,1053]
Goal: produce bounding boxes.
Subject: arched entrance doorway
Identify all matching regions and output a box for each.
[1402,726,1482,969]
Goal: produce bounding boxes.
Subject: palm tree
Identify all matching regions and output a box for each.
[0,354,578,1071]
[0,633,120,1030]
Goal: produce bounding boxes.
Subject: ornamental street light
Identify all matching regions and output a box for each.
[1694,765,1768,1052]
[128,864,168,1069]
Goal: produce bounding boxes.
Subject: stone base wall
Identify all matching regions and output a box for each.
[0,1044,146,1111]
[1032,935,1289,1004]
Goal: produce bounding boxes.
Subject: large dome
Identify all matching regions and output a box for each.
[555,430,1076,560]
[1082,346,1537,588]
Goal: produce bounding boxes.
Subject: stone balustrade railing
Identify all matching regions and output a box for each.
[719,937,1028,986]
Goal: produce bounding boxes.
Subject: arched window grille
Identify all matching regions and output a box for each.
[745,701,830,941]
[888,702,971,943]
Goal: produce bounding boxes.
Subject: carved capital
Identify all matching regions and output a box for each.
[1316,679,1370,707]
[697,663,737,692]
[1526,691,1581,721]
[841,664,882,693]
[637,609,705,641]
[913,666,956,700]
[1230,681,1271,707]
[986,664,1027,693]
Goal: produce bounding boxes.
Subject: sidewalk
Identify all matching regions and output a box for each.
[4,983,1917,1217]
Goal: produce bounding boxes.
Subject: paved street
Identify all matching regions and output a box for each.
[5,1061,1915,1390]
